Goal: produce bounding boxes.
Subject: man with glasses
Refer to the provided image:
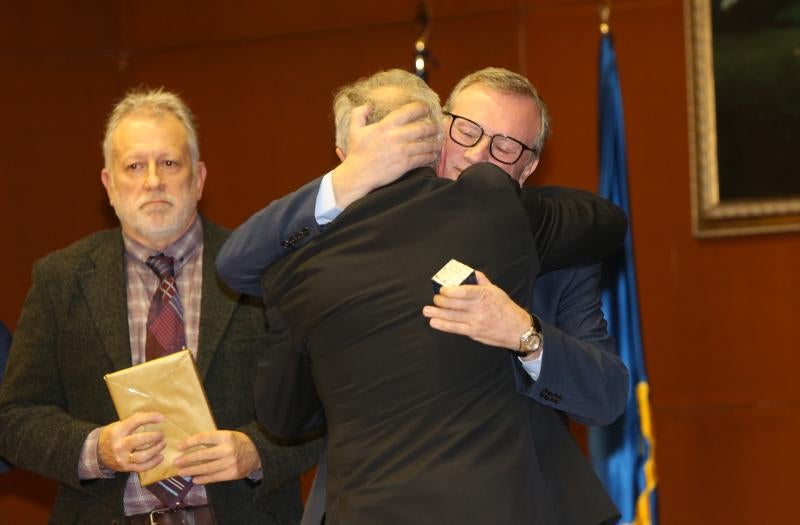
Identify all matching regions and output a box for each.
[425,69,628,420]
[218,68,627,525]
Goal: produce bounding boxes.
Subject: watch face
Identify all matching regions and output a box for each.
[521,331,542,353]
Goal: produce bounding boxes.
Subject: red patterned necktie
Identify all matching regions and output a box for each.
[145,254,186,360]
[143,254,192,508]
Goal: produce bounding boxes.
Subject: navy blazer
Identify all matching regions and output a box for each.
[0,322,10,389]
[0,321,11,474]
[523,264,628,425]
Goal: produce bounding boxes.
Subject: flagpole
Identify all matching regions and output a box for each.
[589,6,659,524]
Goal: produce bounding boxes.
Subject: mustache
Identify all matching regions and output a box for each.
[138,193,175,207]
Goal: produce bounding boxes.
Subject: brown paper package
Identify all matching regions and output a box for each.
[104,350,217,485]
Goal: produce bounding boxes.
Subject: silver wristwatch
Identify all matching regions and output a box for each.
[514,313,542,357]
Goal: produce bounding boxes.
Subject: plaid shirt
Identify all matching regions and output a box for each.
[79,216,208,515]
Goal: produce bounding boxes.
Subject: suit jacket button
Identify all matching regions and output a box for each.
[301,227,310,235]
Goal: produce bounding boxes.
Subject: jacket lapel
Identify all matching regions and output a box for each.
[195,220,237,381]
[79,230,133,372]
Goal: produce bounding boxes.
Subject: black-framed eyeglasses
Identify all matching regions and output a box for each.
[443,112,538,165]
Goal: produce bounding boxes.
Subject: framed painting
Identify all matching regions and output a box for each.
[685,0,800,237]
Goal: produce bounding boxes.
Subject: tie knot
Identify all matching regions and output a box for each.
[146,254,176,281]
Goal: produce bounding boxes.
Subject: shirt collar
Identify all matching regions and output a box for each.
[122,215,203,274]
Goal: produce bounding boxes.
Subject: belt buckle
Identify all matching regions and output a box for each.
[148,507,172,525]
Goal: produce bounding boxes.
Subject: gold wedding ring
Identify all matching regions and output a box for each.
[129,451,135,464]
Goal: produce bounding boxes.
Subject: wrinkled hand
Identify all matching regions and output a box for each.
[331,101,443,208]
[422,271,536,355]
[98,412,166,473]
[173,430,260,484]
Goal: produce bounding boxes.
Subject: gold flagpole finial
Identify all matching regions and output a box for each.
[599,2,611,34]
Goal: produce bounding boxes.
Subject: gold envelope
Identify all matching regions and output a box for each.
[104,349,216,486]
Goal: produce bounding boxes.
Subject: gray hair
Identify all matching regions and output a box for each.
[102,87,199,169]
[333,69,442,157]
[444,67,550,155]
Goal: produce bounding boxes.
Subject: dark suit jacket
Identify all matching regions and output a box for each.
[217,167,627,525]
[0,218,321,525]
[297,268,625,525]
[254,165,617,524]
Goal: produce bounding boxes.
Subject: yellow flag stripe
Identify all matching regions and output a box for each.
[633,381,657,525]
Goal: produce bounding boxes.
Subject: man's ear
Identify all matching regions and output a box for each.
[193,161,208,200]
[100,168,114,204]
[336,147,346,162]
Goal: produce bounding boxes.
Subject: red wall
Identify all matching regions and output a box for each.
[2,1,798,523]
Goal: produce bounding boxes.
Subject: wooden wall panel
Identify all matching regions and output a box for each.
[121,26,422,227]
[2,1,800,523]
[520,3,604,189]
[0,55,122,327]
[119,5,525,228]
[655,405,800,524]
[424,11,523,96]
[0,1,117,50]
[0,5,123,320]
[117,1,419,50]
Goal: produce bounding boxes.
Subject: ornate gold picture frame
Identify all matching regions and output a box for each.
[685,0,800,237]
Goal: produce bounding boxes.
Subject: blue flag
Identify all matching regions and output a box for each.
[589,31,658,525]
